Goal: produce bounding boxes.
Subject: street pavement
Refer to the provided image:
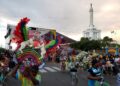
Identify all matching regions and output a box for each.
[41,62,116,86]
[4,62,117,86]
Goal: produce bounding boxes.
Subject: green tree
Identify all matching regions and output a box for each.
[70,36,116,51]
[102,36,113,47]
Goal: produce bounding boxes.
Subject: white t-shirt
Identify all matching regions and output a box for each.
[115,58,120,62]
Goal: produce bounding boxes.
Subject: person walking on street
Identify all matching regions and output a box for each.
[87,62,102,86]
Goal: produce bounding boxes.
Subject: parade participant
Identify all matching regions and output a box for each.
[116,56,120,86]
[60,58,66,71]
[68,57,78,72]
[4,17,42,86]
[87,62,102,86]
[11,63,41,86]
[68,57,78,86]
[117,72,120,86]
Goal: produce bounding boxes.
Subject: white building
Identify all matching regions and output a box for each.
[83,4,101,40]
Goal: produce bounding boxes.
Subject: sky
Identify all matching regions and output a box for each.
[0,0,120,47]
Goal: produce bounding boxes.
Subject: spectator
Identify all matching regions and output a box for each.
[116,71,120,86]
[87,62,102,86]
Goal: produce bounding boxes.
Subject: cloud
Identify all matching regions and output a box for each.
[0,0,120,43]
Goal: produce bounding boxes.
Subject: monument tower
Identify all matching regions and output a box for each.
[83,3,101,40]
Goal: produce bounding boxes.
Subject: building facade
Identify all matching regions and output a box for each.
[83,4,101,40]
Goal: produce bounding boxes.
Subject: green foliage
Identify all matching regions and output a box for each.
[70,36,120,51]
[102,36,113,46]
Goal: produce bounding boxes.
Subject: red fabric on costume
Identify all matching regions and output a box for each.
[13,17,30,44]
[33,40,40,48]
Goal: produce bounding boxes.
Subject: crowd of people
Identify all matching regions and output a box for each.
[0,49,41,86]
[46,45,120,75]
[0,46,120,86]
[46,45,120,86]
[85,54,120,86]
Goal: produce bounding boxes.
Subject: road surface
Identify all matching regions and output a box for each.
[4,62,116,86]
